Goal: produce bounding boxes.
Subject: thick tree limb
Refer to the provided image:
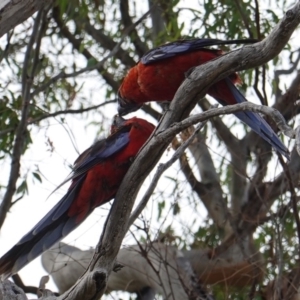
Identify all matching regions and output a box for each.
[0,280,27,300]
[0,0,52,37]
[41,242,262,297]
[42,243,214,300]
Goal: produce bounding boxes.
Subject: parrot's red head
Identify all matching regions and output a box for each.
[111,115,155,137]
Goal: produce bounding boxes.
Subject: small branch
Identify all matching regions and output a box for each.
[167,102,294,141]
[256,147,300,210]
[0,101,115,139]
[275,71,300,122]
[83,16,136,67]
[120,0,149,58]
[278,156,300,252]
[197,99,242,158]
[21,10,43,96]
[253,67,267,105]
[233,0,254,38]
[274,48,300,99]
[0,30,13,63]
[52,6,119,92]
[0,9,44,229]
[12,274,39,296]
[128,121,207,228]
[254,0,262,40]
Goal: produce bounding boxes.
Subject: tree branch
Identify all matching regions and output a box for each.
[128,121,207,228]
[0,102,115,139]
[120,0,149,58]
[0,0,52,37]
[52,6,119,92]
[82,17,136,67]
[0,8,45,229]
[197,99,248,216]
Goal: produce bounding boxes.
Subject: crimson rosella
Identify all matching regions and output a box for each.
[0,116,155,279]
[118,38,289,159]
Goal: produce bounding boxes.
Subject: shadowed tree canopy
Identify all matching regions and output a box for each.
[1,0,300,299]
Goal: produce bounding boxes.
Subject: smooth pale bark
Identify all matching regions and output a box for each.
[41,243,199,299]
[40,242,263,296]
[0,280,27,300]
[0,0,51,37]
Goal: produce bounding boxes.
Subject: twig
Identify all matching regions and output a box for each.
[296,125,300,155]
[12,274,40,296]
[52,6,119,91]
[274,48,300,98]
[278,156,300,251]
[163,102,294,142]
[254,0,262,40]
[233,0,253,38]
[128,121,207,228]
[253,68,266,105]
[0,30,13,63]
[120,0,149,58]
[0,101,115,139]
[0,9,45,229]
[197,99,242,158]
[43,6,151,99]
[83,15,135,67]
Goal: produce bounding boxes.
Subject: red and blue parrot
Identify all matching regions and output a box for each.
[117,38,289,159]
[0,116,155,279]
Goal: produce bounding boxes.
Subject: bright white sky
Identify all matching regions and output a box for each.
[0,0,298,298]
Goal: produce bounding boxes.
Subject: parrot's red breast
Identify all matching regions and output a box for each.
[117,38,289,160]
[118,39,247,113]
[120,49,240,103]
[0,116,155,279]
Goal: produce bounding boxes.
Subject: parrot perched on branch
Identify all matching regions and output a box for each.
[117,38,289,159]
[0,116,155,279]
